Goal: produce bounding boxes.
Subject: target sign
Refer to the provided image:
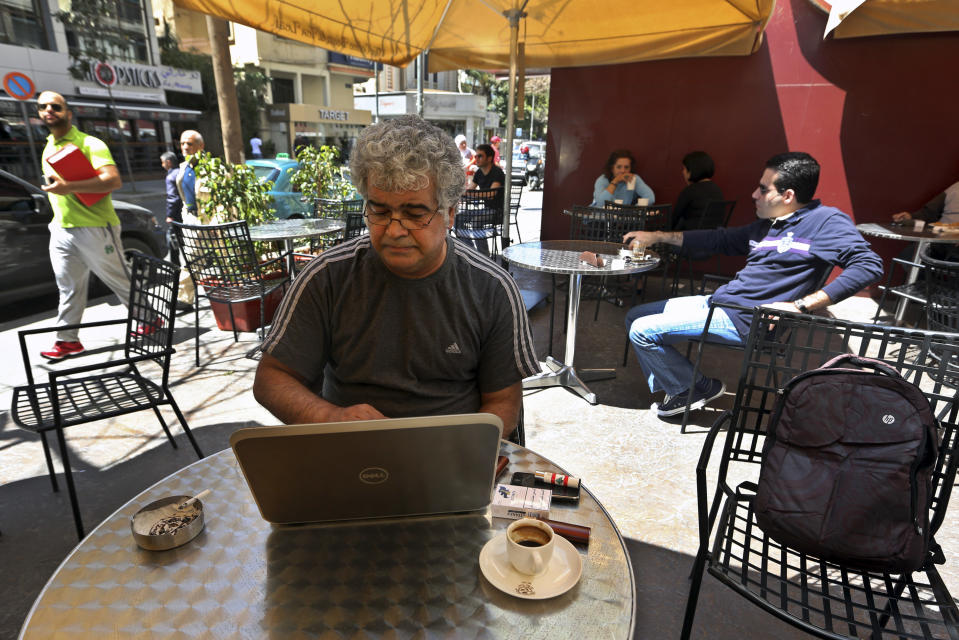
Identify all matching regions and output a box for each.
[94,62,117,87]
[3,72,35,101]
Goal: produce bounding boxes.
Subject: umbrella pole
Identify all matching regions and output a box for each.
[502,8,525,251]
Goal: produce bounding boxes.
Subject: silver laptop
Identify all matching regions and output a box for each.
[230,413,503,525]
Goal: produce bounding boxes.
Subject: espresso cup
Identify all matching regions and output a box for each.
[506,518,555,575]
[913,220,926,231]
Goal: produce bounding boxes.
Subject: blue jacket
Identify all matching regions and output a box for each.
[682,200,883,338]
[591,174,655,207]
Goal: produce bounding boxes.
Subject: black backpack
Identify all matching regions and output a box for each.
[753,354,939,573]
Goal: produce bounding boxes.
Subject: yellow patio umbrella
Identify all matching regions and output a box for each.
[174,0,775,244]
[820,0,959,39]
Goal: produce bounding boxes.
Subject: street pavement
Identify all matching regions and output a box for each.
[1,188,956,639]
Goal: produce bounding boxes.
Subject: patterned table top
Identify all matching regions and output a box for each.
[503,240,660,276]
[856,222,959,243]
[249,218,345,242]
[21,444,635,639]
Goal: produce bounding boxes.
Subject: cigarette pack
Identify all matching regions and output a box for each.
[491,483,551,520]
[46,143,108,206]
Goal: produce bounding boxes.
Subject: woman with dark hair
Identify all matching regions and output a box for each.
[590,149,655,207]
[672,150,724,230]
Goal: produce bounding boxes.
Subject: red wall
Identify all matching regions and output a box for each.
[542,0,959,278]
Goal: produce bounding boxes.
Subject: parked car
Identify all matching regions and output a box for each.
[245,158,313,219]
[510,150,545,190]
[0,168,167,306]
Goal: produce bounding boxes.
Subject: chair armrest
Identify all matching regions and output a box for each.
[46,348,177,381]
[698,273,732,295]
[17,318,129,384]
[695,410,733,549]
[16,318,127,338]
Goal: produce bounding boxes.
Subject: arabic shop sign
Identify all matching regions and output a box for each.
[80,61,203,95]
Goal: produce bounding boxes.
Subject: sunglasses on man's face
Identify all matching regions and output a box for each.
[38,103,64,113]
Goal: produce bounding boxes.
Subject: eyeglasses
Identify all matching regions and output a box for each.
[364,202,440,230]
[38,103,64,113]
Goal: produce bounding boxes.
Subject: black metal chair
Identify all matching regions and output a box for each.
[314,197,344,219]
[671,199,736,295]
[682,308,959,640]
[509,176,524,243]
[10,253,204,539]
[336,201,368,245]
[455,188,503,257]
[873,252,928,327]
[920,245,959,420]
[173,221,289,366]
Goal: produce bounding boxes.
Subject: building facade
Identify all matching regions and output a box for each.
[0,0,203,179]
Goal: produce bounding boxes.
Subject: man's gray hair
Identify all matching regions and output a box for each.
[350,115,465,221]
[160,151,177,164]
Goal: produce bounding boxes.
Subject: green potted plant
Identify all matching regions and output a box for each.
[192,151,287,333]
[289,144,356,212]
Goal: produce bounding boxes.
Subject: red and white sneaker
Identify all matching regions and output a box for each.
[134,318,164,336]
[40,340,85,360]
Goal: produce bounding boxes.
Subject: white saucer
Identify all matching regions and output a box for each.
[478,532,583,599]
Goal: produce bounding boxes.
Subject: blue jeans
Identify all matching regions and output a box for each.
[625,295,742,396]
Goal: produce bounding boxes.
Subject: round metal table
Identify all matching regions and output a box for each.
[249,218,346,276]
[503,240,660,404]
[20,443,635,639]
[857,222,959,324]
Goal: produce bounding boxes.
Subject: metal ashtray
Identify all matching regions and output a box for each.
[131,495,205,551]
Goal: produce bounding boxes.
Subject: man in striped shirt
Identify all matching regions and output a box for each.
[253,116,539,436]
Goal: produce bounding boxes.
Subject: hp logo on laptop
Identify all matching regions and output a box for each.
[359,467,389,484]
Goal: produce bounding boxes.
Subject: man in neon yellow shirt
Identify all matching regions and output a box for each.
[38,90,132,360]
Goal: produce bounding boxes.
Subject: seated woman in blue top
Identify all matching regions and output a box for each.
[590,149,655,207]
[672,150,724,230]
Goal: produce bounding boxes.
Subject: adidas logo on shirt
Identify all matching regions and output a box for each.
[445,342,462,354]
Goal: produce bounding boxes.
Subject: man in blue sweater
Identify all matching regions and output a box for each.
[623,152,883,418]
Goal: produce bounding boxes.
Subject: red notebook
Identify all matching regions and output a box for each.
[46,143,108,206]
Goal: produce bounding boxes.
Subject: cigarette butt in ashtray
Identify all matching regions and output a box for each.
[579,251,605,267]
[177,489,211,510]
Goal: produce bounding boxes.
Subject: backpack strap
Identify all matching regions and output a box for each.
[821,353,903,379]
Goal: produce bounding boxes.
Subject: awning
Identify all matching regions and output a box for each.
[172,0,776,72]
[820,0,959,39]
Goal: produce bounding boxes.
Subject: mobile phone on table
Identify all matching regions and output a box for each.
[510,471,580,502]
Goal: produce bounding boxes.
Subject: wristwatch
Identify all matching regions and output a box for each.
[794,298,809,314]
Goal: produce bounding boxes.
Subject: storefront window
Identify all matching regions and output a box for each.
[0,0,48,49]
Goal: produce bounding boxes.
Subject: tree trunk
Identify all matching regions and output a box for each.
[206,15,243,164]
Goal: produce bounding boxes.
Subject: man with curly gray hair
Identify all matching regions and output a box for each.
[253,115,539,435]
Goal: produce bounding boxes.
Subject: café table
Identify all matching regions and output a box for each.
[20,443,635,639]
[503,240,660,404]
[249,218,345,277]
[856,222,959,324]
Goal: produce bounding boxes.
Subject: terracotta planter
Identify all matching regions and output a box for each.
[204,271,288,333]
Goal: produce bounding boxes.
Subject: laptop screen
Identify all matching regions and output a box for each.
[230,414,503,524]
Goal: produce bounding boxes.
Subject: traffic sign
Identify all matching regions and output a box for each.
[3,72,35,101]
[94,62,117,87]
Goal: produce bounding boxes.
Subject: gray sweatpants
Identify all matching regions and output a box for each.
[49,222,131,342]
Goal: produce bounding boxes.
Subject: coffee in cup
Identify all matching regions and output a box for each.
[506,518,555,574]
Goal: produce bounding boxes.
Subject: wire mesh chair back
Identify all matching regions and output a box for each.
[340,211,368,243]
[174,221,270,288]
[342,198,364,215]
[921,244,959,335]
[724,310,959,496]
[125,252,178,362]
[509,177,524,213]
[606,205,670,242]
[456,189,503,241]
[315,198,344,219]
[566,206,609,241]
